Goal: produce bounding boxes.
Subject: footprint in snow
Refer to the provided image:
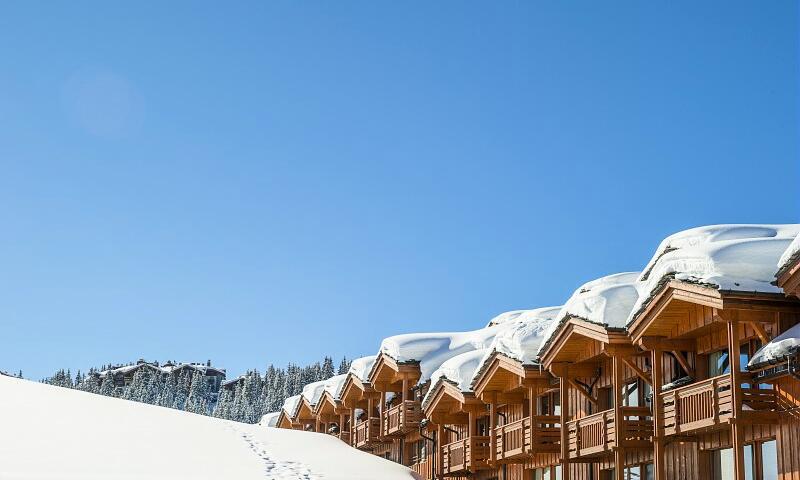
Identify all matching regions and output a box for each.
[229,425,321,480]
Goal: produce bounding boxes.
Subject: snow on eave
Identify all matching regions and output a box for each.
[259,412,281,427]
[373,320,518,385]
[422,348,487,407]
[748,323,800,370]
[777,235,800,280]
[282,394,302,418]
[536,272,641,358]
[629,224,800,327]
[348,355,378,383]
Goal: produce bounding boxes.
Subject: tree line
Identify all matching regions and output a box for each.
[42,356,351,423]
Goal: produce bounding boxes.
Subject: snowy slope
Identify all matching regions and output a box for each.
[0,376,420,480]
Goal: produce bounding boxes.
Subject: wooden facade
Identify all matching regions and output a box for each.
[276,278,800,480]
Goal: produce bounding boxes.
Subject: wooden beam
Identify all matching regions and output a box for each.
[559,377,570,480]
[567,379,598,407]
[728,319,745,480]
[747,321,771,345]
[612,356,625,480]
[652,349,665,480]
[670,351,695,379]
[638,336,695,352]
[620,357,652,386]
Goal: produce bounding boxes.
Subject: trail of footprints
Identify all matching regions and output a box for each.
[231,425,321,480]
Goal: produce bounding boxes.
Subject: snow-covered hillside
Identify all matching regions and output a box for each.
[0,376,420,480]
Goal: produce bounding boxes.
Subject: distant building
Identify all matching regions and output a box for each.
[93,359,226,393]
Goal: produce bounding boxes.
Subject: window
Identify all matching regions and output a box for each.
[533,467,551,480]
[708,350,730,377]
[761,440,778,480]
[623,381,639,407]
[712,447,754,480]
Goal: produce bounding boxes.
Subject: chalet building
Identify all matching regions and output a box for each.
[269,224,800,480]
[95,359,226,393]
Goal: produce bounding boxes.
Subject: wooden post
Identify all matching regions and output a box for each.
[612,355,625,480]
[489,391,497,464]
[651,348,666,480]
[437,423,444,478]
[560,376,570,480]
[402,377,409,403]
[727,317,746,480]
[350,407,356,447]
[380,390,386,437]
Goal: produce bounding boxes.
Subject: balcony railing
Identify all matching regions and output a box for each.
[662,373,777,436]
[337,431,351,445]
[353,417,382,450]
[382,400,422,436]
[441,436,491,475]
[494,415,560,462]
[566,407,652,459]
[410,459,434,479]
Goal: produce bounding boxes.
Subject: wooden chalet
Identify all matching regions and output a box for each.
[628,279,800,480]
[777,245,800,299]
[368,352,432,479]
[311,375,352,444]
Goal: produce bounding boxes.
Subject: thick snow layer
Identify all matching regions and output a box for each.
[486,310,528,327]
[0,376,420,480]
[778,235,800,274]
[302,374,348,405]
[538,273,641,355]
[749,323,800,368]
[349,355,377,382]
[427,349,487,394]
[631,225,800,324]
[282,394,302,417]
[260,411,281,427]
[99,362,225,378]
[484,306,562,365]
[378,322,512,384]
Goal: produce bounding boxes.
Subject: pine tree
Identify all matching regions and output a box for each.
[100,371,116,397]
[186,371,209,415]
[337,357,350,375]
[321,357,334,379]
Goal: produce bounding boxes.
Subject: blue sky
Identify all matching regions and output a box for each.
[0,2,797,380]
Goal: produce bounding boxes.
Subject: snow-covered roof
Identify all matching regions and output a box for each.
[778,234,800,277]
[282,394,302,418]
[348,355,377,382]
[377,321,512,384]
[99,362,225,378]
[259,412,281,427]
[486,310,528,327]
[483,306,562,365]
[302,374,349,406]
[748,323,800,369]
[538,273,641,356]
[630,224,800,324]
[426,349,487,396]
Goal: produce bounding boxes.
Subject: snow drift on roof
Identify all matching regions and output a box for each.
[538,273,641,355]
[778,235,800,276]
[349,355,377,382]
[749,323,800,369]
[378,322,512,384]
[259,412,280,427]
[484,306,562,365]
[486,310,528,327]
[630,224,800,325]
[282,394,302,417]
[428,348,487,394]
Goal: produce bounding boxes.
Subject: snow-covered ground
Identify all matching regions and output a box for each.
[0,376,420,480]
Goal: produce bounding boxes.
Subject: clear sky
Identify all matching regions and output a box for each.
[1,2,797,380]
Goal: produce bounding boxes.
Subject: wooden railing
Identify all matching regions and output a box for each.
[567,410,615,458]
[662,374,777,436]
[337,431,351,444]
[410,459,434,479]
[494,415,560,462]
[353,417,381,449]
[382,400,422,436]
[441,436,491,474]
[566,407,652,459]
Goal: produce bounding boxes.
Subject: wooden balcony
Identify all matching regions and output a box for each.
[441,436,491,475]
[353,417,382,450]
[662,374,777,436]
[566,407,652,459]
[494,415,560,462]
[382,400,422,436]
[337,431,351,444]
[410,459,434,479]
